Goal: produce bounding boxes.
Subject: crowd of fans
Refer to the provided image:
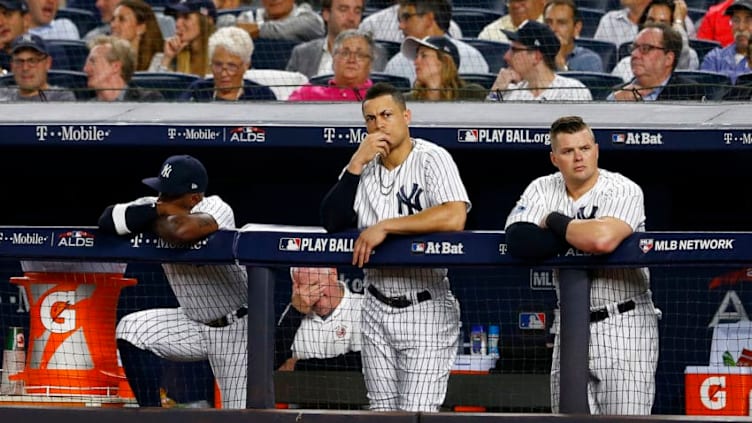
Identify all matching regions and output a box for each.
[0,0,750,101]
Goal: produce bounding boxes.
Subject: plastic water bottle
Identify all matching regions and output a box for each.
[488,324,500,357]
[470,324,486,355]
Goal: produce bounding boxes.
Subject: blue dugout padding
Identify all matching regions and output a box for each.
[0,226,751,412]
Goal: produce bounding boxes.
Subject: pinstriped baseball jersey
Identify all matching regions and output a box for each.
[162,195,247,323]
[350,138,471,296]
[505,168,649,307]
[291,285,363,359]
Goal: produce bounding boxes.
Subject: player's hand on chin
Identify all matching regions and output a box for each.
[353,223,387,268]
[348,132,390,174]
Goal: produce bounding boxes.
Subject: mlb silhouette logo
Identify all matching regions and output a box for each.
[457,129,479,142]
[611,133,626,143]
[411,242,426,253]
[279,238,301,251]
[640,238,654,253]
[518,312,546,330]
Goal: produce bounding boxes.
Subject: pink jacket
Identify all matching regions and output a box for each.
[288,79,373,101]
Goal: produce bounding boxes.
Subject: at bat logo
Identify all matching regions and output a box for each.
[411,241,464,255]
[57,230,94,247]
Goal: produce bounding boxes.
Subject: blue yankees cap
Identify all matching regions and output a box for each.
[0,0,28,13]
[164,0,217,21]
[142,154,208,196]
[401,35,461,68]
[10,33,47,55]
[502,20,560,64]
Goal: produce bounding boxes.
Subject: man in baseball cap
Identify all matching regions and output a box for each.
[488,19,591,101]
[0,33,76,101]
[164,0,217,22]
[142,154,209,197]
[401,35,461,68]
[502,19,560,70]
[0,0,29,70]
[699,0,752,82]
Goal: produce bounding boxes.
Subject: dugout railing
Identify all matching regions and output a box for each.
[0,226,750,418]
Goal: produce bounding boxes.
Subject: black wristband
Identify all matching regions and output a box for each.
[123,203,159,234]
[546,212,573,240]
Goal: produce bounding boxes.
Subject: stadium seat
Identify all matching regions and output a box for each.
[574,0,619,11]
[617,41,631,62]
[574,37,617,73]
[64,0,100,17]
[689,38,722,65]
[459,72,497,89]
[217,6,254,19]
[673,69,732,100]
[451,0,505,13]
[578,7,604,39]
[687,7,706,25]
[0,69,93,100]
[373,39,401,63]
[724,72,752,100]
[251,38,301,70]
[130,71,201,100]
[309,72,412,91]
[460,38,509,74]
[450,7,504,38]
[47,39,90,72]
[56,7,100,37]
[557,70,623,100]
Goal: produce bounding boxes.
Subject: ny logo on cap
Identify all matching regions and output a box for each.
[21,34,34,43]
[161,163,173,178]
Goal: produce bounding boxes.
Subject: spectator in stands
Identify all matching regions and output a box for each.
[487,20,592,101]
[84,0,118,41]
[697,0,735,47]
[233,0,324,41]
[0,33,76,100]
[383,0,489,84]
[612,0,700,81]
[84,35,164,101]
[213,0,251,28]
[26,0,79,39]
[288,28,373,100]
[286,0,389,78]
[543,0,603,72]
[700,0,752,83]
[594,0,695,49]
[0,0,29,73]
[608,22,704,100]
[478,0,545,42]
[276,267,363,372]
[401,35,487,100]
[358,0,463,42]
[179,26,276,100]
[150,0,216,77]
[111,0,164,71]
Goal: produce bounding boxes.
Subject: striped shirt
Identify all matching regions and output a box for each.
[505,168,649,307]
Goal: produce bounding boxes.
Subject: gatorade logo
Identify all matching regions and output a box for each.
[40,291,76,333]
[700,376,726,410]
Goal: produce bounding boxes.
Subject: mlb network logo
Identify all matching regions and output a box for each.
[457,129,479,143]
[279,238,301,251]
[411,242,426,253]
[518,312,546,330]
[611,133,626,143]
[640,238,654,253]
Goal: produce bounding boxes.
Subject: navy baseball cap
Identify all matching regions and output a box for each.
[10,33,47,55]
[502,20,560,63]
[164,0,217,21]
[0,0,28,12]
[142,155,208,196]
[725,0,752,15]
[401,35,461,68]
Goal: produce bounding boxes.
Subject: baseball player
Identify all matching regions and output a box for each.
[275,267,363,371]
[504,116,660,415]
[97,154,249,409]
[320,82,471,412]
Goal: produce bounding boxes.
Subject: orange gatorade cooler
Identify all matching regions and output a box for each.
[10,261,136,396]
[685,366,752,415]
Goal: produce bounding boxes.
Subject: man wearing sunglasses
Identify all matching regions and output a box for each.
[0,33,74,101]
[608,22,703,100]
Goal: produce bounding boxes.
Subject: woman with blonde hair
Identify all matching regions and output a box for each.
[401,36,487,101]
[150,0,216,77]
[111,0,164,71]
